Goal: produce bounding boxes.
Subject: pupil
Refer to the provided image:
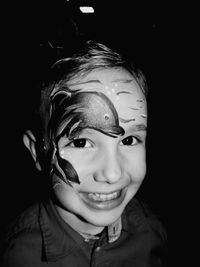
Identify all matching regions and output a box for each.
[123,136,133,145]
[74,138,86,147]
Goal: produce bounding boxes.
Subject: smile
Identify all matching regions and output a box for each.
[87,191,120,201]
[80,188,127,211]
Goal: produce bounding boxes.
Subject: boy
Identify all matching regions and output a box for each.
[1,40,167,266]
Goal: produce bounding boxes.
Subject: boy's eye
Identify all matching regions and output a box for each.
[120,136,139,146]
[68,138,92,148]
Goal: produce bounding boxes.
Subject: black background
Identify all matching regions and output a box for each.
[1,1,194,252]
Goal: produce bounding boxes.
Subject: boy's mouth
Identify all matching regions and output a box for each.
[87,191,121,201]
[80,188,126,210]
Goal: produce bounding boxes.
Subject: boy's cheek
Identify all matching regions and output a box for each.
[55,145,147,185]
[58,151,97,181]
[122,150,147,171]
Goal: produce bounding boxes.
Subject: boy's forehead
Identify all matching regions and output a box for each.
[80,68,131,80]
[67,68,147,118]
[67,68,144,100]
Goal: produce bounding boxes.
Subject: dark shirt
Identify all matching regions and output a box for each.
[0,198,168,267]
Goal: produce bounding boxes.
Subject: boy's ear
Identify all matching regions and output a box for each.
[23,130,42,171]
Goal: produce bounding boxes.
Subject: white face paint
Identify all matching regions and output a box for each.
[53,68,147,235]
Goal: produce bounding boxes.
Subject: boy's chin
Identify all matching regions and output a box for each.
[83,210,123,227]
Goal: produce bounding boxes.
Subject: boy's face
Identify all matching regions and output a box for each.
[51,68,147,227]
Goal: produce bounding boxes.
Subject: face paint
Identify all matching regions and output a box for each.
[140,114,147,118]
[50,89,125,140]
[129,107,140,111]
[116,91,131,96]
[136,99,144,102]
[49,88,125,185]
[136,98,146,109]
[119,117,136,123]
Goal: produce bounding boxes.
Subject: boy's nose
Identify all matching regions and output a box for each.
[94,151,123,184]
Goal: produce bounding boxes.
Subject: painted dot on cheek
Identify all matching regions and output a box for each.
[60,150,72,160]
[60,149,65,156]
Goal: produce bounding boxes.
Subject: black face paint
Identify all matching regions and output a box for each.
[51,150,79,186]
[49,89,125,185]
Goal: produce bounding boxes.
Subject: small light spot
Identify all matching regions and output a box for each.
[96,246,101,252]
[79,6,94,13]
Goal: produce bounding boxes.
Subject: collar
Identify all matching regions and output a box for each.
[39,199,85,262]
[77,216,122,244]
[39,198,146,262]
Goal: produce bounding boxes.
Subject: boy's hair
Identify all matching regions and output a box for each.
[33,40,147,151]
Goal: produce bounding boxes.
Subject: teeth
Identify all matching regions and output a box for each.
[88,191,120,201]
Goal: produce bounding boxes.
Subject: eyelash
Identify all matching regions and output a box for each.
[120,136,141,146]
[67,138,92,148]
[66,136,141,149]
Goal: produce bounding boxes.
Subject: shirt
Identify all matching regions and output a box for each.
[0,197,168,267]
